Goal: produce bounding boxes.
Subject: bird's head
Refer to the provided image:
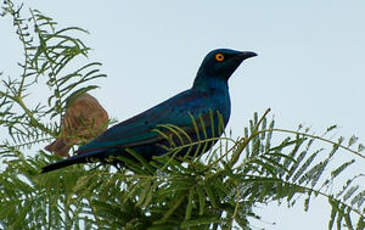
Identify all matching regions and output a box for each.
[199,48,257,79]
[193,49,257,90]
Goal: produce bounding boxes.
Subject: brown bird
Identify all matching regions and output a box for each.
[45,93,109,157]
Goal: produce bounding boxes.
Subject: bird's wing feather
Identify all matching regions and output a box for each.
[77,89,212,153]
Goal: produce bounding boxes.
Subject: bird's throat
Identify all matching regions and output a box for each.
[192,74,229,93]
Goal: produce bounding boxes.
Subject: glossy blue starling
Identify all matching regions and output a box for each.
[41,48,257,173]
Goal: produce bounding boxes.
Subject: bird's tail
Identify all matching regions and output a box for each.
[41,149,103,174]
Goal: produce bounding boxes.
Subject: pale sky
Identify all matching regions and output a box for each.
[1,1,364,229]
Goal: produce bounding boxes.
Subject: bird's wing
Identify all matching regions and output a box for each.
[41,90,218,173]
[77,89,212,153]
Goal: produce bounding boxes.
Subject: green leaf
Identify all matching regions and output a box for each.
[196,186,206,216]
[185,189,193,220]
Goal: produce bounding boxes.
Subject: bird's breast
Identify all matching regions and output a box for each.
[210,88,231,124]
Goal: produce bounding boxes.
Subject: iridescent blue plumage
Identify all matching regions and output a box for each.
[41,49,257,173]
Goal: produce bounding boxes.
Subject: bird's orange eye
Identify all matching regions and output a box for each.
[215,53,224,62]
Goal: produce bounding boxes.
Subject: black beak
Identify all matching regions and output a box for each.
[238,51,258,60]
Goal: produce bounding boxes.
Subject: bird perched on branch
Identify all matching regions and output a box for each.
[45,93,109,157]
[42,48,257,173]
